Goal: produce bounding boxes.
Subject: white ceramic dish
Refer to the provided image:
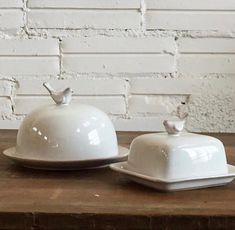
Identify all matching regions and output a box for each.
[3,146,128,170]
[127,120,228,181]
[110,162,235,192]
[4,82,123,167]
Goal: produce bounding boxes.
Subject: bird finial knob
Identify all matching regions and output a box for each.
[163,120,185,136]
[43,82,73,105]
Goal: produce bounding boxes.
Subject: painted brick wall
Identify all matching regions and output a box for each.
[0,0,234,132]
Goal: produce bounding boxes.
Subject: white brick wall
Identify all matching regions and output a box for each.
[129,95,187,114]
[17,79,127,95]
[0,0,23,31]
[62,37,175,73]
[0,39,59,76]
[146,12,235,31]
[28,0,140,9]
[0,39,59,55]
[62,37,175,53]
[178,38,235,74]
[0,0,234,132]
[28,10,141,29]
[145,0,235,10]
[0,0,23,8]
[0,10,24,31]
[63,54,175,73]
[14,96,126,115]
[178,38,235,53]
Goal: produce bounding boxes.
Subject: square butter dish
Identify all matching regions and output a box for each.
[110,120,235,191]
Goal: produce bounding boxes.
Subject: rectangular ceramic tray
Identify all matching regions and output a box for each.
[110,162,235,192]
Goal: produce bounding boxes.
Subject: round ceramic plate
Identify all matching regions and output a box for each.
[3,146,129,170]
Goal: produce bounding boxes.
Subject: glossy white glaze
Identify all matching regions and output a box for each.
[110,162,235,192]
[163,119,185,135]
[127,120,228,180]
[4,146,128,170]
[14,83,119,161]
[16,103,118,161]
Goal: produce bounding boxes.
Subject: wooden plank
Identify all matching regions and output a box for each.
[0,131,234,229]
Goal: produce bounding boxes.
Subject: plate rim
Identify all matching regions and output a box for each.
[3,145,129,164]
[110,162,235,184]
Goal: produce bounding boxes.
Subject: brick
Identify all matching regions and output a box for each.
[62,37,175,54]
[0,39,59,56]
[14,96,126,115]
[0,80,15,96]
[129,95,187,114]
[178,55,235,74]
[131,78,235,94]
[146,12,235,30]
[0,10,24,30]
[63,54,175,73]
[28,0,139,9]
[0,98,12,117]
[178,38,235,54]
[0,0,23,8]
[17,79,127,95]
[0,57,59,75]
[28,10,140,29]
[112,116,177,131]
[130,79,195,95]
[146,0,235,10]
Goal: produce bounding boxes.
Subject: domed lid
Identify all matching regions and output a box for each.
[127,119,227,180]
[15,82,119,161]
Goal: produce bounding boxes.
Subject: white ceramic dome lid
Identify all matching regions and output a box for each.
[127,119,228,180]
[4,82,128,164]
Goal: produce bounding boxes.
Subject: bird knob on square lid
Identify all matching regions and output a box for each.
[126,116,228,181]
[163,120,185,136]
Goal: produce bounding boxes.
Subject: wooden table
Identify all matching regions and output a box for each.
[0,131,235,230]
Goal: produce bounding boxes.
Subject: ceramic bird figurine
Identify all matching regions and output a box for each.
[163,119,185,135]
[43,82,73,105]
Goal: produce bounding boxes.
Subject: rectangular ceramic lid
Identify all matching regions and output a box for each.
[127,120,227,180]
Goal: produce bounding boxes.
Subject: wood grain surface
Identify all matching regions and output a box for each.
[0,130,235,229]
